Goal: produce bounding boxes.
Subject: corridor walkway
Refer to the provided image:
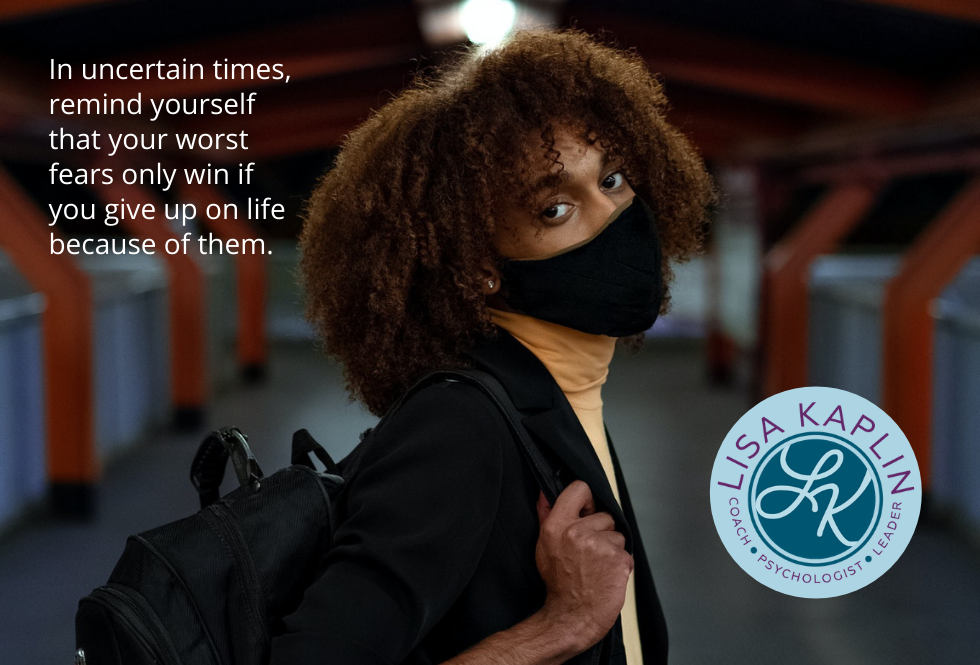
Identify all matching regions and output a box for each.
[1,341,977,664]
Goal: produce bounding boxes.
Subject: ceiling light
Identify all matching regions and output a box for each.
[459,0,517,46]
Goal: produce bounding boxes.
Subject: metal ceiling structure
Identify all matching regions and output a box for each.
[0,0,976,168]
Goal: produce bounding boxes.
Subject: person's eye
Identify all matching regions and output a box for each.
[541,202,572,220]
[601,171,626,190]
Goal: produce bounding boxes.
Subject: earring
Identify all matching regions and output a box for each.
[487,280,495,289]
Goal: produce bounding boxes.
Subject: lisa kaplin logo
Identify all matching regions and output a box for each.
[710,386,921,598]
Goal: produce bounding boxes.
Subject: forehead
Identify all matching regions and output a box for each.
[529,126,605,170]
[523,125,614,192]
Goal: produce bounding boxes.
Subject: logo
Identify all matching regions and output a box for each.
[710,387,921,598]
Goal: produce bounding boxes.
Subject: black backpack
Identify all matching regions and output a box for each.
[74,369,562,665]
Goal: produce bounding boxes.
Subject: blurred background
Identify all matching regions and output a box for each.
[0,0,979,663]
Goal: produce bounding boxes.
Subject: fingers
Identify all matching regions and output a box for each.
[571,516,626,552]
[575,511,616,533]
[548,480,595,525]
[540,483,628,559]
[596,530,627,552]
[536,491,551,524]
[578,493,596,517]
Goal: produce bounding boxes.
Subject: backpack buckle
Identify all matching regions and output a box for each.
[218,427,265,491]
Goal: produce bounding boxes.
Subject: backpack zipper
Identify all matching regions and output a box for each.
[204,502,270,645]
[130,534,225,664]
[86,585,181,665]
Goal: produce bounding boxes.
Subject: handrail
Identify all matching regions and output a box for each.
[89,158,209,427]
[177,180,268,380]
[762,181,881,396]
[882,174,980,490]
[0,164,97,517]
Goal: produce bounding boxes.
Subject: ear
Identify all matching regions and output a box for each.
[478,259,502,296]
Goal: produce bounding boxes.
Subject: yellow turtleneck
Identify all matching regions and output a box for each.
[487,307,644,665]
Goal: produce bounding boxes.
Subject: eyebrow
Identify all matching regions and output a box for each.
[529,153,618,195]
[530,169,569,195]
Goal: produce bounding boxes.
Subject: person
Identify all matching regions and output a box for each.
[270,28,714,665]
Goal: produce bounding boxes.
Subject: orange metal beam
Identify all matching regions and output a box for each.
[231,118,362,159]
[762,182,882,396]
[0,0,119,21]
[848,0,980,23]
[167,63,412,160]
[250,127,348,159]
[664,112,802,161]
[882,174,980,490]
[53,7,424,101]
[799,147,980,184]
[199,90,797,161]
[666,86,819,141]
[679,131,731,163]
[240,107,749,161]
[182,95,380,136]
[0,164,97,515]
[178,181,267,375]
[570,11,930,116]
[0,56,46,120]
[175,95,377,161]
[705,230,739,384]
[89,160,209,421]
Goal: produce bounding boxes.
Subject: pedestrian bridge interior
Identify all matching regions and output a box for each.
[1,1,979,663]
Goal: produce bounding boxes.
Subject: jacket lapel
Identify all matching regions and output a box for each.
[468,332,633,551]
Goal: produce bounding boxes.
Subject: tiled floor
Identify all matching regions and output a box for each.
[1,341,978,664]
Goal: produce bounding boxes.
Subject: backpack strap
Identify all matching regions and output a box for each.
[337,368,563,505]
[190,427,265,509]
[291,428,341,476]
[419,369,564,505]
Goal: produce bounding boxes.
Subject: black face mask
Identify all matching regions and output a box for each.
[499,195,663,337]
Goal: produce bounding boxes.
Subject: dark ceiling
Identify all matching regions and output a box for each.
[0,0,396,60]
[2,0,976,79]
[0,0,977,226]
[568,0,979,78]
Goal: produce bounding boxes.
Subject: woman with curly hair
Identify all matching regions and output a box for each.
[271,28,714,665]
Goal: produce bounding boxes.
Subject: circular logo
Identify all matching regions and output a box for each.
[710,387,921,598]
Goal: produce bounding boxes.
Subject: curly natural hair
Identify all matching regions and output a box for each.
[300,28,716,415]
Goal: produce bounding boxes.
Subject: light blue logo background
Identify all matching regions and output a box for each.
[749,433,882,566]
[709,386,922,599]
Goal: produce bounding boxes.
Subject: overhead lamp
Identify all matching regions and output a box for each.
[414,0,562,49]
[459,0,517,46]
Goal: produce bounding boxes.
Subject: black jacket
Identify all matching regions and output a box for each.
[271,332,668,664]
